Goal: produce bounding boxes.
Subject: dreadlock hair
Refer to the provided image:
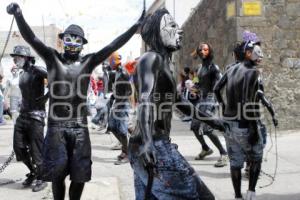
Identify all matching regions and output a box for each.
[141,8,170,55]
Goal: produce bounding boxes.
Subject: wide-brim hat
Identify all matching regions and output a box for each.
[10,45,34,58]
[58,24,88,44]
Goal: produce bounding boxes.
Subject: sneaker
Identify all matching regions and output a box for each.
[110,142,122,150]
[181,116,192,122]
[22,173,36,187]
[214,155,228,167]
[90,123,98,130]
[195,149,213,160]
[245,190,256,200]
[114,153,129,165]
[32,180,47,192]
[97,125,106,132]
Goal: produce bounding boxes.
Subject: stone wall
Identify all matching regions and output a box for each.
[175,0,237,71]
[174,0,300,130]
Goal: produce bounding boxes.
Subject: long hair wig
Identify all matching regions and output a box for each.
[191,42,214,62]
[141,8,170,55]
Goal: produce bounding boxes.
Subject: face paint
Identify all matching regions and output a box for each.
[160,14,183,50]
[13,56,26,68]
[251,45,263,65]
[63,34,83,55]
[199,44,210,59]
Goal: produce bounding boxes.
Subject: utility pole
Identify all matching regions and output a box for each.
[42,15,46,43]
[173,0,175,19]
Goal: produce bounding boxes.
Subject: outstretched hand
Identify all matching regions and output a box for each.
[7,3,20,15]
[272,117,278,127]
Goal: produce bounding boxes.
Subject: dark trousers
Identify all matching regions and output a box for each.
[13,115,45,179]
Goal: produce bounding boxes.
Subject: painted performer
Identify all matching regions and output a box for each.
[213,32,278,200]
[7,3,145,200]
[128,9,215,200]
[189,42,228,167]
[10,45,48,192]
[107,52,132,165]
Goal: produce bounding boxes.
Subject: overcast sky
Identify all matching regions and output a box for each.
[0,0,154,60]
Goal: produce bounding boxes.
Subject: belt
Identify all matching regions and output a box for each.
[48,118,87,128]
[153,134,170,141]
[227,120,249,128]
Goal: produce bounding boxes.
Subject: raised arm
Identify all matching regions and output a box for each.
[7,3,53,62]
[136,52,159,168]
[87,10,145,73]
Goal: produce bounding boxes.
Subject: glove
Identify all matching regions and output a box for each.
[7,3,21,15]
[272,118,278,127]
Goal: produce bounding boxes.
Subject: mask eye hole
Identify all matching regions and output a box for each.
[65,38,71,42]
[76,38,82,44]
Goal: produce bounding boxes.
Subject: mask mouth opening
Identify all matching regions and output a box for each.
[64,45,82,54]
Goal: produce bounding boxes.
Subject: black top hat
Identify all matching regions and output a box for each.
[10,45,34,58]
[58,24,88,44]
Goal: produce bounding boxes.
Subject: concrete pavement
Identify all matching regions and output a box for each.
[1,119,300,200]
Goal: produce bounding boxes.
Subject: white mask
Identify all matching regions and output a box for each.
[160,14,183,50]
[13,56,26,68]
[251,45,264,63]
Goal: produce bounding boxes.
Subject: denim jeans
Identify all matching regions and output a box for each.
[107,105,129,135]
[92,105,108,126]
[128,139,215,200]
[190,95,216,135]
[224,121,264,169]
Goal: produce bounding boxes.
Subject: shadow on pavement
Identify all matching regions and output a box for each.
[0,178,24,190]
[91,145,112,151]
[257,193,300,200]
[91,156,117,164]
[196,170,231,179]
[185,155,220,162]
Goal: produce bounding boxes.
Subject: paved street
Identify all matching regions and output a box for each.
[1,118,300,200]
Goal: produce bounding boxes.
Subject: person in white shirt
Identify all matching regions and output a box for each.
[4,65,22,124]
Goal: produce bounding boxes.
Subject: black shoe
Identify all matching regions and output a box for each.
[195,149,213,160]
[22,173,36,187]
[32,180,47,192]
[114,152,129,165]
